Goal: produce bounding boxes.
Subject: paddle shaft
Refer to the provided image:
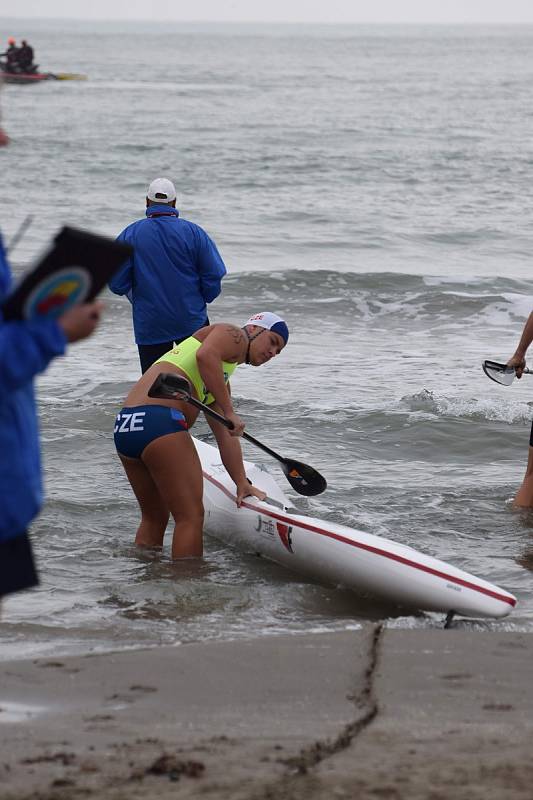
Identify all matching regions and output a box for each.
[182,393,285,464]
[147,372,327,495]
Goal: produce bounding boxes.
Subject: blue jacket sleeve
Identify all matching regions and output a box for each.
[195,228,227,303]
[109,229,134,298]
[0,317,67,392]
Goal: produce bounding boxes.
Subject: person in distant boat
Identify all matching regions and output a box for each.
[0,103,104,608]
[506,312,533,506]
[17,40,35,73]
[110,178,227,374]
[113,312,289,559]
[1,38,20,73]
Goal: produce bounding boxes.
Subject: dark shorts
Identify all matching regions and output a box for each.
[138,341,177,374]
[114,404,188,459]
[0,532,39,598]
[529,420,533,447]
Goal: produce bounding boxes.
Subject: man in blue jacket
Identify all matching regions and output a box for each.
[0,118,103,602]
[110,178,227,373]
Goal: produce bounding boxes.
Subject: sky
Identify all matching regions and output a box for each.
[3,0,533,24]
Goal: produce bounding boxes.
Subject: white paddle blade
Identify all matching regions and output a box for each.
[482,360,515,386]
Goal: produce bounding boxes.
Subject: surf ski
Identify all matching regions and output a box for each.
[0,64,87,84]
[195,437,516,620]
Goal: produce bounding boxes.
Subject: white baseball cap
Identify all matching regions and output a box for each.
[146,177,177,203]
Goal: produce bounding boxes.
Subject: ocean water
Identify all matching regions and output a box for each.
[1,19,533,660]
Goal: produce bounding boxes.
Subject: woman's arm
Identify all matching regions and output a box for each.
[196,325,247,434]
[507,311,533,377]
[205,412,266,507]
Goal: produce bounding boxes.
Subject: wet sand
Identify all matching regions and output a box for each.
[1,626,532,799]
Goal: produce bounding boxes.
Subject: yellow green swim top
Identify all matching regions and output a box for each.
[154,336,239,406]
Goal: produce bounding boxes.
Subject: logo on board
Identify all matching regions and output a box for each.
[276,522,294,553]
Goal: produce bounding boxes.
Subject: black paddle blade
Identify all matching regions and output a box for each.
[282,458,327,496]
[148,372,192,400]
[482,360,515,387]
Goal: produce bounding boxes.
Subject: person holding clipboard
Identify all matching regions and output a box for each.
[0,110,131,608]
[0,240,103,605]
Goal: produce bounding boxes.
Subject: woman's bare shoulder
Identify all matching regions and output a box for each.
[196,323,246,361]
[196,322,244,343]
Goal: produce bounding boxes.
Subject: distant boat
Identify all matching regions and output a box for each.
[0,62,87,84]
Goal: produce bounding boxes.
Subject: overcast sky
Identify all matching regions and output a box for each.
[3,0,533,24]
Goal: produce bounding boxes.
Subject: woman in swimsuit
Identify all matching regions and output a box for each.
[114,312,289,559]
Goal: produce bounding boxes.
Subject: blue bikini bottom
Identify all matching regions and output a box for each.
[114,404,188,459]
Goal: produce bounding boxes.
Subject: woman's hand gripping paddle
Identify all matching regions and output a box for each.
[482,360,533,386]
[148,372,327,496]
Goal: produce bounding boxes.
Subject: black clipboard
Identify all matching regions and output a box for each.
[1,226,133,321]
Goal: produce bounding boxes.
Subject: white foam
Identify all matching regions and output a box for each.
[0,702,49,723]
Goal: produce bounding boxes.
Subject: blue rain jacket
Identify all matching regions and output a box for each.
[0,233,67,543]
[110,205,227,345]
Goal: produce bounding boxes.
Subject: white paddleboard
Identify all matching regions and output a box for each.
[195,438,516,620]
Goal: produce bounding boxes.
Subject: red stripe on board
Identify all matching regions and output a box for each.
[202,470,516,608]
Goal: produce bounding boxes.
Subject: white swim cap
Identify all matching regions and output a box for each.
[244,312,289,344]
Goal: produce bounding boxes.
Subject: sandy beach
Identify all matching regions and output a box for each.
[1,625,532,799]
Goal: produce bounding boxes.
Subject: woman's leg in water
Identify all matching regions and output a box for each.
[141,432,204,558]
[514,445,533,508]
[119,454,170,549]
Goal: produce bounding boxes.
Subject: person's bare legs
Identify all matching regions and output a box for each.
[514,445,533,508]
[119,455,170,548]
[141,433,204,559]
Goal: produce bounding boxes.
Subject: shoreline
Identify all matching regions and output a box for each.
[1,626,533,799]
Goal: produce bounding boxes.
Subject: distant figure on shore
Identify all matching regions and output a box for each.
[17,39,35,72]
[109,178,227,373]
[506,311,533,507]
